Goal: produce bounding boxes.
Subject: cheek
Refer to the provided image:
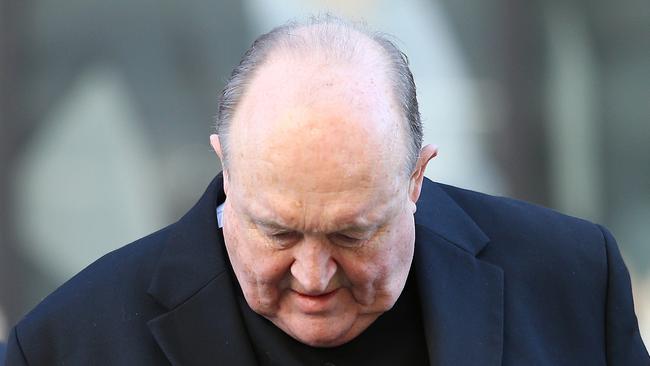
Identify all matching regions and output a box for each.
[348,219,415,307]
[338,221,415,305]
[223,209,293,312]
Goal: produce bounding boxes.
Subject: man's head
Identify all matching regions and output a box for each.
[210,16,437,347]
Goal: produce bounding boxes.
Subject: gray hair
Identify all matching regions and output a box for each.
[215,15,423,174]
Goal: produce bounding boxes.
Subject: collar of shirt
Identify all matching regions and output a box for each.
[216,202,225,228]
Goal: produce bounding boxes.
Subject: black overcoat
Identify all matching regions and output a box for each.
[4,174,649,365]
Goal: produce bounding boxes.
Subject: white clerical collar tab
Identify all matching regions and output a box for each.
[216,202,225,228]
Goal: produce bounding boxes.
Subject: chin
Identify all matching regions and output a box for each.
[268,315,349,347]
[291,328,353,348]
[279,314,373,348]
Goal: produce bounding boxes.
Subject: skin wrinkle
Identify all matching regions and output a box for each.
[210,33,436,347]
[250,193,392,235]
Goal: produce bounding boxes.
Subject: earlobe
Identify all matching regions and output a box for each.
[222,170,230,195]
[408,144,438,204]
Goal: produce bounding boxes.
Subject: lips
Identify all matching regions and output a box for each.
[291,288,340,314]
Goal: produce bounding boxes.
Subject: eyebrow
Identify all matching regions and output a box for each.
[253,219,289,231]
[252,217,378,233]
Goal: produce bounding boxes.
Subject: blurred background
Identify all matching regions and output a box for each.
[0,0,648,345]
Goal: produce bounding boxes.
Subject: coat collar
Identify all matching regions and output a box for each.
[146,174,504,366]
[147,173,257,366]
[414,180,504,365]
[414,179,490,255]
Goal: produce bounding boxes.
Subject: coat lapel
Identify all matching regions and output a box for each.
[146,174,257,366]
[414,180,504,366]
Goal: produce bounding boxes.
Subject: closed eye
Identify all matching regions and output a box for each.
[269,231,302,247]
[330,233,364,248]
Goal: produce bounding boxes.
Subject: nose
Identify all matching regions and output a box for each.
[290,236,337,295]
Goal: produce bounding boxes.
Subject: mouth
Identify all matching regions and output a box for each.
[291,288,340,314]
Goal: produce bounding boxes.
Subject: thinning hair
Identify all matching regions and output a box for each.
[215,15,423,174]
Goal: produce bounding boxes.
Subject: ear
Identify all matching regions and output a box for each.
[210,134,225,161]
[210,134,230,194]
[408,144,438,208]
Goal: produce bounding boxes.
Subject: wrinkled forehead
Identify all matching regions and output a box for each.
[229,118,403,206]
[228,148,405,234]
[239,176,402,234]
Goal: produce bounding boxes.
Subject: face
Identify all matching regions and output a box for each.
[211,53,434,347]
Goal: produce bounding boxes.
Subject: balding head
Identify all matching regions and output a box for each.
[214,15,423,177]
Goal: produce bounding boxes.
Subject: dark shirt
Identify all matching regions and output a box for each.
[236,270,430,366]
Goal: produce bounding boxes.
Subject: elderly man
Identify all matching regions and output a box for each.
[4,16,649,366]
